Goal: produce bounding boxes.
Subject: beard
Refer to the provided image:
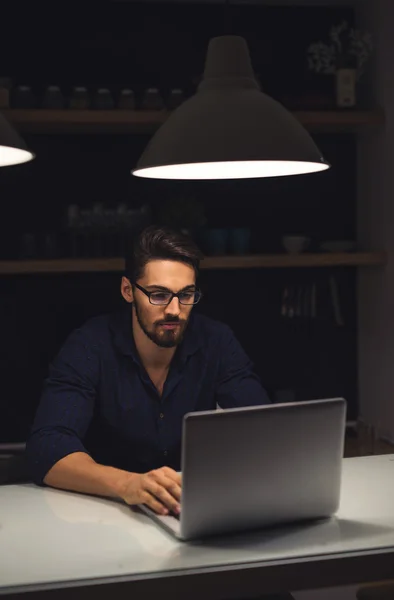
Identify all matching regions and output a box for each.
[133,298,190,348]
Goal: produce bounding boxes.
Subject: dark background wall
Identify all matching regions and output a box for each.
[0,2,358,441]
[1,2,353,104]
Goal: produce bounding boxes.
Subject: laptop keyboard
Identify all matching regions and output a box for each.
[140,505,181,536]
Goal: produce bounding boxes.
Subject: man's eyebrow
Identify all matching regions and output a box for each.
[144,285,171,292]
[145,284,196,292]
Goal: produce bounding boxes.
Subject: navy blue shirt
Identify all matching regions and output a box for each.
[26,310,270,484]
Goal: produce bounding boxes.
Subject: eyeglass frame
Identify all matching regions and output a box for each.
[133,282,203,306]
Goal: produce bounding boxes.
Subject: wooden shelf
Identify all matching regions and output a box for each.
[202,252,387,269]
[0,252,387,275]
[292,109,385,132]
[2,108,385,134]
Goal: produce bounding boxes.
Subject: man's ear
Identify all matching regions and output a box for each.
[120,276,134,304]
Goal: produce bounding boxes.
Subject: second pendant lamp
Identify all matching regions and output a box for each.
[132,35,330,181]
[0,113,34,167]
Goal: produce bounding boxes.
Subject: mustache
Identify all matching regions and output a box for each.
[155,316,185,326]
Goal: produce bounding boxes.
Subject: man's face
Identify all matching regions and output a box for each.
[131,260,197,348]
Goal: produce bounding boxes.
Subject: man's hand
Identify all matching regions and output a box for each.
[120,467,181,515]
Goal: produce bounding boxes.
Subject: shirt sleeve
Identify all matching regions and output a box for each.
[215,325,271,409]
[26,328,99,485]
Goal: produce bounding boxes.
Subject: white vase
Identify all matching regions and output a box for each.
[336,67,357,108]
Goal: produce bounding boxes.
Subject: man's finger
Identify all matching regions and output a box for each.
[154,473,181,501]
[166,479,181,502]
[146,479,181,513]
[162,467,182,486]
[142,491,168,515]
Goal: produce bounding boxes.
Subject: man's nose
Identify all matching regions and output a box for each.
[164,296,181,316]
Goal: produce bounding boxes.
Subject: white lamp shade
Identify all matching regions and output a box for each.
[132,36,330,180]
[0,113,35,167]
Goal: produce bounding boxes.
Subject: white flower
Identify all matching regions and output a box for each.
[307,42,336,75]
[307,22,373,80]
[329,20,348,55]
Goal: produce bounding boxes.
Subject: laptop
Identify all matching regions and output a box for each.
[140,397,346,541]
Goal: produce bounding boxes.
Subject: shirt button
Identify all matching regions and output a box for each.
[164,450,168,456]
[160,413,164,419]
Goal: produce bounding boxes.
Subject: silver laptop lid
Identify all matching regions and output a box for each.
[179,398,346,540]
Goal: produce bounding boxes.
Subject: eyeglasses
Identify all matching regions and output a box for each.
[134,282,202,306]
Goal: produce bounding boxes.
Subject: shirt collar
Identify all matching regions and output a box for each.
[110,309,203,364]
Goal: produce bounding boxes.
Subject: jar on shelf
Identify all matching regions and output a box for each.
[118,88,135,110]
[42,85,65,109]
[19,233,37,259]
[69,86,90,109]
[12,85,36,108]
[168,88,185,110]
[93,88,114,110]
[0,77,11,108]
[141,88,164,110]
[66,204,80,258]
[67,204,80,228]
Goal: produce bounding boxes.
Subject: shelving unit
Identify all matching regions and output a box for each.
[0,252,387,275]
[3,108,385,134]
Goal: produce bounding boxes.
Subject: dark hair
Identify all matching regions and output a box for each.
[125,225,203,282]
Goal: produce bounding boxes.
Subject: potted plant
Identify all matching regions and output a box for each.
[307,21,373,108]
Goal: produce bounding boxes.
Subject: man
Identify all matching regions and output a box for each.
[27,225,270,516]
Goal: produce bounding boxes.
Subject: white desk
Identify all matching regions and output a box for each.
[1,455,394,600]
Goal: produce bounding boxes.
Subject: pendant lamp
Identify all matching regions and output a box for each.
[0,112,35,167]
[132,36,330,180]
